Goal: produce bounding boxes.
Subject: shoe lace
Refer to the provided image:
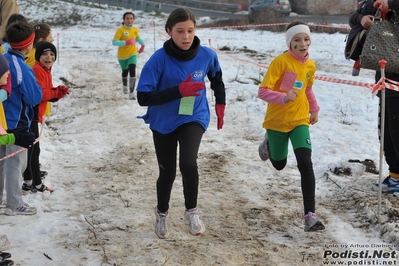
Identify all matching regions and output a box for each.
[157,212,168,231]
[305,212,317,222]
[187,210,201,226]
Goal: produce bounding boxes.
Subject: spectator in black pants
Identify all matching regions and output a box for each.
[349,0,399,193]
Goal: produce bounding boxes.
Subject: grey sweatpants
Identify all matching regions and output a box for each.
[0,145,27,209]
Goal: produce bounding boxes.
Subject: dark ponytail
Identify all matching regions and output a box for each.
[122,12,135,25]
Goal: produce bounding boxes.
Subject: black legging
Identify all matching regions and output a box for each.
[152,122,204,213]
[122,64,136,78]
[379,97,399,174]
[23,120,41,186]
[270,147,315,215]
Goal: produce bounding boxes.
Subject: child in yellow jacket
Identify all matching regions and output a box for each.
[112,12,145,100]
[258,21,324,232]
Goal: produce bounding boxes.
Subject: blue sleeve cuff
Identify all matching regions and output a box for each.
[112,40,126,47]
[0,89,8,102]
[136,37,145,46]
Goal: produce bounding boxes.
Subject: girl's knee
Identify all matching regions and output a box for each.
[271,158,287,170]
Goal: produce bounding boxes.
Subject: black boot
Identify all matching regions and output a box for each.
[0,260,14,266]
[0,252,11,262]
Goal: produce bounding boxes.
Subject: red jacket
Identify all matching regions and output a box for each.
[32,61,57,123]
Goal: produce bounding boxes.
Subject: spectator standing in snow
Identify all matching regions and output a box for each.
[350,0,399,193]
[22,22,55,184]
[21,41,69,195]
[0,51,35,205]
[136,7,226,239]
[112,11,145,100]
[1,21,42,215]
[257,20,325,232]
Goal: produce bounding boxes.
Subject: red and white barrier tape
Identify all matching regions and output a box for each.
[197,22,350,30]
[314,76,374,89]
[372,77,399,95]
[0,117,46,162]
[207,40,375,90]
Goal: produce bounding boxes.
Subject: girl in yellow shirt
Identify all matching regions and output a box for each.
[112,12,145,100]
[258,21,324,232]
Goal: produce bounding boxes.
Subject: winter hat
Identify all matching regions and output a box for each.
[35,41,57,62]
[0,53,9,77]
[285,24,311,48]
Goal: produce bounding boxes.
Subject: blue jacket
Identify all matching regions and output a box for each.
[3,50,42,129]
[137,43,225,134]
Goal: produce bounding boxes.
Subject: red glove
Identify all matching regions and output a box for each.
[178,74,205,97]
[56,85,69,95]
[125,39,136,46]
[215,104,225,130]
[138,45,145,54]
[55,90,65,100]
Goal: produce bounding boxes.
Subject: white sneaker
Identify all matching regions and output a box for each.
[304,212,325,232]
[4,205,37,216]
[184,208,205,236]
[129,92,136,100]
[0,235,9,251]
[154,208,169,239]
[123,85,128,94]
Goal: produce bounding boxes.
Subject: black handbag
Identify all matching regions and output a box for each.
[359,11,399,73]
[344,24,368,61]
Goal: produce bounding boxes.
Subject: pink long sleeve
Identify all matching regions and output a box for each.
[305,86,320,113]
[258,87,285,104]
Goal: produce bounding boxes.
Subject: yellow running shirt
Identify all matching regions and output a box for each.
[260,51,315,132]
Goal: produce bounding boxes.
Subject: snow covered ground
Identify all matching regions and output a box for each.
[1,0,398,265]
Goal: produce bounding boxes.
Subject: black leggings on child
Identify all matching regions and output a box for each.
[23,120,41,186]
[270,147,315,215]
[152,122,204,213]
[122,64,136,78]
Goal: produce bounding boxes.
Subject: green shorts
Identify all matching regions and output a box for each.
[118,55,137,70]
[267,125,311,161]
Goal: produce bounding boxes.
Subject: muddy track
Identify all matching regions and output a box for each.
[45,48,399,266]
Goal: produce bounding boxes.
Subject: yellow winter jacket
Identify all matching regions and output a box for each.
[260,51,315,132]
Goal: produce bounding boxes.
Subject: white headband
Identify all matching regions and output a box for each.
[285,24,311,48]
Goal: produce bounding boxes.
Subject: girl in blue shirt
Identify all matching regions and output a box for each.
[137,7,226,239]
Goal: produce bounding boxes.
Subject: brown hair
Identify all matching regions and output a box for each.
[122,12,134,25]
[6,14,27,26]
[6,21,34,44]
[2,14,28,42]
[33,23,51,46]
[165,8,196,33]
